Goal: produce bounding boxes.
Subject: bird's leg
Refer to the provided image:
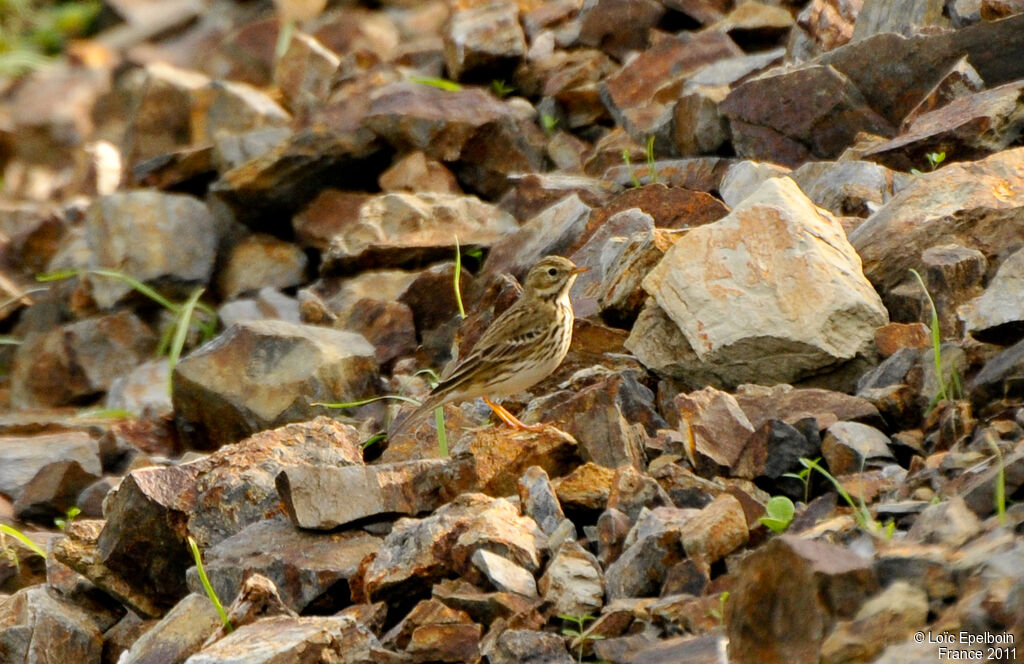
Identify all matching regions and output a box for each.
[483,398,546,432]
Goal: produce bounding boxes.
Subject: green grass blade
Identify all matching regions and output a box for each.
[187,536,232,632]
[88,269,182,312]
[166,287,205,394]
[454,235,466,319]
[314,394,422,409]
[909,268,947,403]
[410,75,461,91]
[434,407,448,458]
[0,525,46,558]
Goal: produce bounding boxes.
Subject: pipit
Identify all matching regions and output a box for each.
[390,255,587,436]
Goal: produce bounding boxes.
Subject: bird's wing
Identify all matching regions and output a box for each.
[434,303,542,391]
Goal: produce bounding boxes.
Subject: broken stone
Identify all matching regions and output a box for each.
[116,593,222,664]
[216,234,308,300]
[907,496,982,548]
[821,421,895,475]
[721,65,894,166]
[273,31,341,123]
[488,628,574,664]
[820,581,929,664]
[13,460,100,525]
[321,192,517,273]
[790,159,904,217]
[84,191,219,308]
[577,0,665,60]
[0,586,102,664]
[277,458,475,530]
[517,466,567,536]
[641,177,888,387]
[538,539,603,617]
[443,0,526,81]
[452,426,580,498]
[605,506,696,600]
[959,245,1024,345]
[471,549,537,598]
[171,320,378,449]
[186,517,381,613]
[727,535,878,664]
[379,151,461,195]
[0,432,101,502]
[675,387,755,477]
[552,462,616,512]
[11,311,156,409]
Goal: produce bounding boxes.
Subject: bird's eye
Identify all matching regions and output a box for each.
[548,268,558,276]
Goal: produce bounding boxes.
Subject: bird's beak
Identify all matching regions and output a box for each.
[571,266,590,275]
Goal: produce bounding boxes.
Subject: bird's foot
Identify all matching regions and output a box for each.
[483,398,547,432]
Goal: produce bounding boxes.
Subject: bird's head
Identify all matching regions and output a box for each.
[523,255,588,301]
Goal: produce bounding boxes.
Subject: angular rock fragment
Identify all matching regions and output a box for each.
[11,311,156,408]
[489,629,574,664]
[116,593,222,664]
[277,458,475,530]
[471,549,537,598]
[675,387,755,477]
[577,0,665,60]
[321,192,517,272]
[959,246,1024,345]
[640,177,888,387]
[538,540,604,617]
[187,517,381,613]
[0,586,102,664]
[0,432,101,502]
[172,320,378,449]
[443,0,526,81]
[821,421,894,475]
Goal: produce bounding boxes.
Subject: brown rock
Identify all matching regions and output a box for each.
[187,517,381,613]
[0,586,102,664]
[11,311,156,409]
[443,0,525,80]
[171,320,378,450]
[734,384,883,430]
[721,65,895,166]
[451,426,579,498]
[726,535,878,664]
[602,31,742,151]
[865,81,1024,170]
[217,234,308,300]
[849,147,1024,296]
[450,497,546,575]
[958,245,1024,345]
[273,32,340,123]
[607,465,673,521]
[379,151,462,194]
[488,629,574,664]
[900,56,986,129]
[792,0,861,57]
[277,457,476,530]
[790,159,905,217]
[873,322,931,358]
[851,0,949,41]
[94,418,363,611]
[517,466,568,536]
[471,549,537,598]
[293,190,372,251]
[0,431,101,502]
[821,421,894,475]
[432,579,540,626]
[604,507,697,599]
[578,0,665,60]
[497,173,617,223]
[596,507,633,567]
[116,593,222,664]
[678,493,749,567]
[13,460,99,525]
[321,192,517,273]
[363,81,509,161]
[675,387,755,477]
[552,462,616,512]
[820,581,929,664]
[598,228,680,326]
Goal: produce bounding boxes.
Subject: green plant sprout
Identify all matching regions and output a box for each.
[559,613,605,664]
[645,135,658,184]
[782,458,817,503]
[0,335,21,345]
[758,496,794,533]
[986,434,1007,526]
[707,591,730,624]
[911,151,946,175]
[410,75,462,91]
[798,458,895,539]
[0,0,102,76]
[490,79,514,98]
[541,113,559,135]
[621,150,641,188]
[73,407,135,420]
[187,536,232,633]
[909,268,963,407]
[54,506,80,532]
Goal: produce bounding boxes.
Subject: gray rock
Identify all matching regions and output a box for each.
[908,497,982,548]
[443,0,526,80]
[118,593,222,664]
[489,629,574,664]
[84,191,219,308]
[187,518,380,613]
[959,246,1024,345]
[538,540,603,617]
[0,431,100,501]
[517,466,567,537]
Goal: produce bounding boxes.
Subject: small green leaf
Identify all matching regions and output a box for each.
[410,75,461,91]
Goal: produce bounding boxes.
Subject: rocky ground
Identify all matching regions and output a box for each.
[1,0,1024,662]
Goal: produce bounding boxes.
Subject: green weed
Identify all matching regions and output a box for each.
[782,459,816,503]
[758,496,794,533]
[54,506,80,532]
[909,268,963,407]
[559,613,605,664]
[621,150,641,188]
[0,0,102,75]
[490,79,514,98]
[798,457,895,539]
[645,135,658,184]
[707,591,730,624]
[0,524,46,565]
[911,151,946,175]
[541,113,559,135]
[187,536,232,633]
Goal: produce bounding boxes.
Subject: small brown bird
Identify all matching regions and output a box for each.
[390,255,587,436]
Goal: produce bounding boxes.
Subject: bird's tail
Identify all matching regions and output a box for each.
[387,392,445,440]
